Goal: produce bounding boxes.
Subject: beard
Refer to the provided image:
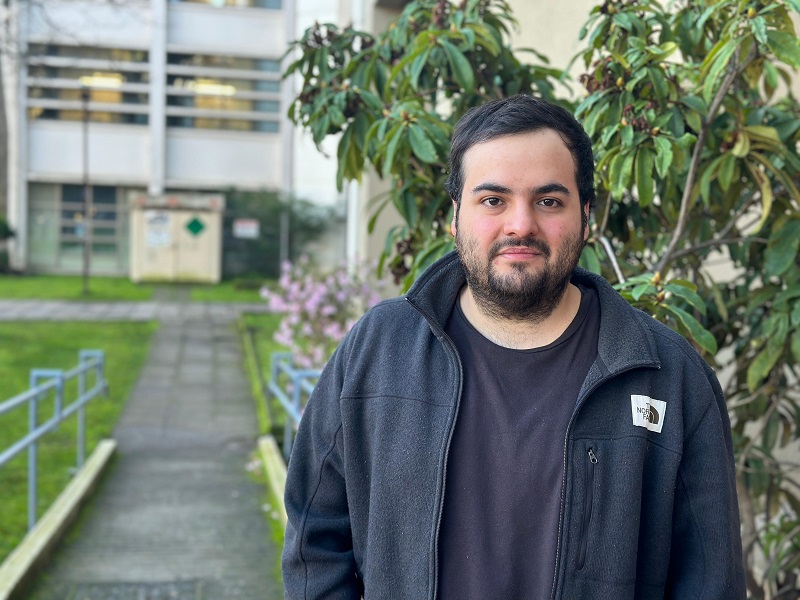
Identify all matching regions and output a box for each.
[455,224,585,323]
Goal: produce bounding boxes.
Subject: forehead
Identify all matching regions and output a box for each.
[461,129,577,186]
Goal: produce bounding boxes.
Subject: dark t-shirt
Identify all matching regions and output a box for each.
[437,284,600,599]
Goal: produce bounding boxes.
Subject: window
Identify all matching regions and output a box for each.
[165,53,281,132]
[27,45,149,125]
[169,0,282,9]
[60,185,121,257]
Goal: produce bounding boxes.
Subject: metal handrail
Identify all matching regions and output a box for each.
[0,350,108,531]
[266,352,320,461]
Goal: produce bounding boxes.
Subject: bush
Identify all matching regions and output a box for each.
[259,258,384,368]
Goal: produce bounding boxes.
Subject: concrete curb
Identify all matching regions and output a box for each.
[0,439,117,600]
[258,435,288,527]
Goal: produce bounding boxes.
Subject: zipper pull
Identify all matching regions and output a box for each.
[588,448,598,464]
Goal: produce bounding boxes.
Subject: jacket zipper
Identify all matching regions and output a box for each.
[576,447,597,571]
[405,297,463,600]
[549,367,643,600]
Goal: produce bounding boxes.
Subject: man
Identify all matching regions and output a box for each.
[282,95,745,599]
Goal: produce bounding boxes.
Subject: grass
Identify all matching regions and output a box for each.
[0,275,154,301]
[191,279,268,303]
[0,274,271,303]
[238,312,289,555]
[0,321,158,563]
[239,313,287,436]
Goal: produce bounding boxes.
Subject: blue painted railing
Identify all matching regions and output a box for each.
[267,352,321,461]
[0,350,108,530]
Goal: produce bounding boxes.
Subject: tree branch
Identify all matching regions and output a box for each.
[654,46,758,277]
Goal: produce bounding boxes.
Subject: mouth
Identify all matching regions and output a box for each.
[495,247,544,260]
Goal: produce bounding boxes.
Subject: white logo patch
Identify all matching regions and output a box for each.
[630,395,667,433]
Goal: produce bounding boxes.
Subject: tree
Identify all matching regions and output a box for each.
[284,0,566,286]
[286,0,800,596]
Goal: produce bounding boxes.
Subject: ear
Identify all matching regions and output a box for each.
[450,199,458,238]
[582,203,590,242]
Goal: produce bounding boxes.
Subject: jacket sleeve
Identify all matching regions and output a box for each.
[665,362,746,599]
[282,342,362,600]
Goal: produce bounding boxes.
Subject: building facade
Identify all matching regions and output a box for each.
[3,0,298,275]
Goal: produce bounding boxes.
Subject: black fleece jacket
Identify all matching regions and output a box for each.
[282,251,746,600]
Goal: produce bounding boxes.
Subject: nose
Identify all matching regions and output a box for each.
[502,201,539,238]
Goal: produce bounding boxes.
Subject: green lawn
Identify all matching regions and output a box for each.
[238,312,289,555]
[239,312,287,435]
[0,275,154,301]
[0,321,158,563]
[191,279,268,303]
[0,274,271,303]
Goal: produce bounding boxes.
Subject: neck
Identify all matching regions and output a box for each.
[458,282,582,350]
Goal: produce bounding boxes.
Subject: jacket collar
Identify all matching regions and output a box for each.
[405,251,661,375]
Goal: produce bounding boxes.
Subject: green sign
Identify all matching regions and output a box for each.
[186,217,205,236]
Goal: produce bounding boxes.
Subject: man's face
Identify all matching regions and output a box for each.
[452,129,589,322]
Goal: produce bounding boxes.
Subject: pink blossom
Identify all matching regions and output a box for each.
[263,259,385,368]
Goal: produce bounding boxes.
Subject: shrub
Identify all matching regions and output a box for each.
[260,258,384,368]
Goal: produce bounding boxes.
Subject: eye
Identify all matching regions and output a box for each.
[538,198,561,208]
[482,197,503,207]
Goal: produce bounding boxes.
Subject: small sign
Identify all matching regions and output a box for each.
[145,210,171,247]
[186,216,205,236]
[233,218,260,239]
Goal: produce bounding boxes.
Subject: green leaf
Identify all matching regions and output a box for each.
[710,283,729,322]
[764,218,800,277]
[636,147,655,207]
[663,303,718,355]
[791,331,800,364]
[763,61,779,97]
[702,38,737,103]
[751,16,768,46]
[648,66,669,100]
[747,343,783,393]
[440,40,475,90]
[680,95,708,117]
[620,124,634,147]
[730,132,751,158]
[632,283,654,301]
[653,136,673,178]
[718,152,736,192]
[611,151,635,199]
[579,244,602,275]
[767,30,800,67]
[382,124,405,178]
[665,283,707,315]
[745,159,774,234]
[408,124,438,163]
[410,46,432,91]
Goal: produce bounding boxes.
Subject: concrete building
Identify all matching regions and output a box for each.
[2,0,298,276]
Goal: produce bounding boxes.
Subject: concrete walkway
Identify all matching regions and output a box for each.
[1,294,284,599]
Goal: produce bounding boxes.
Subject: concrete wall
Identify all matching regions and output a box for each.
[28,121,150,186]
[168,3,286,57]
[28,0,152,50]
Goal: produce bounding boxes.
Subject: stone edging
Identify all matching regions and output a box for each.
[258,435,288,527]
[0,439,117,600]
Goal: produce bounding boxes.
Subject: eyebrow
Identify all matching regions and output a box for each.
[470,181,572,197]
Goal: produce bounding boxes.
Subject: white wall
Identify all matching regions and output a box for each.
[166,128,282,189]
[27,121,150,185]
[27,0,152,49]
[167,3,286,57]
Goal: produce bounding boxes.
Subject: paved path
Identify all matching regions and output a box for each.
[3,295,284,599]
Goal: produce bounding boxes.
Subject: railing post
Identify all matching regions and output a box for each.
[77,355,87,469]
[28,369,64,530]
[27,377,38,532]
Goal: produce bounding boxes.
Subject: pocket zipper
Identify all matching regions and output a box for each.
[576,447,598,571]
